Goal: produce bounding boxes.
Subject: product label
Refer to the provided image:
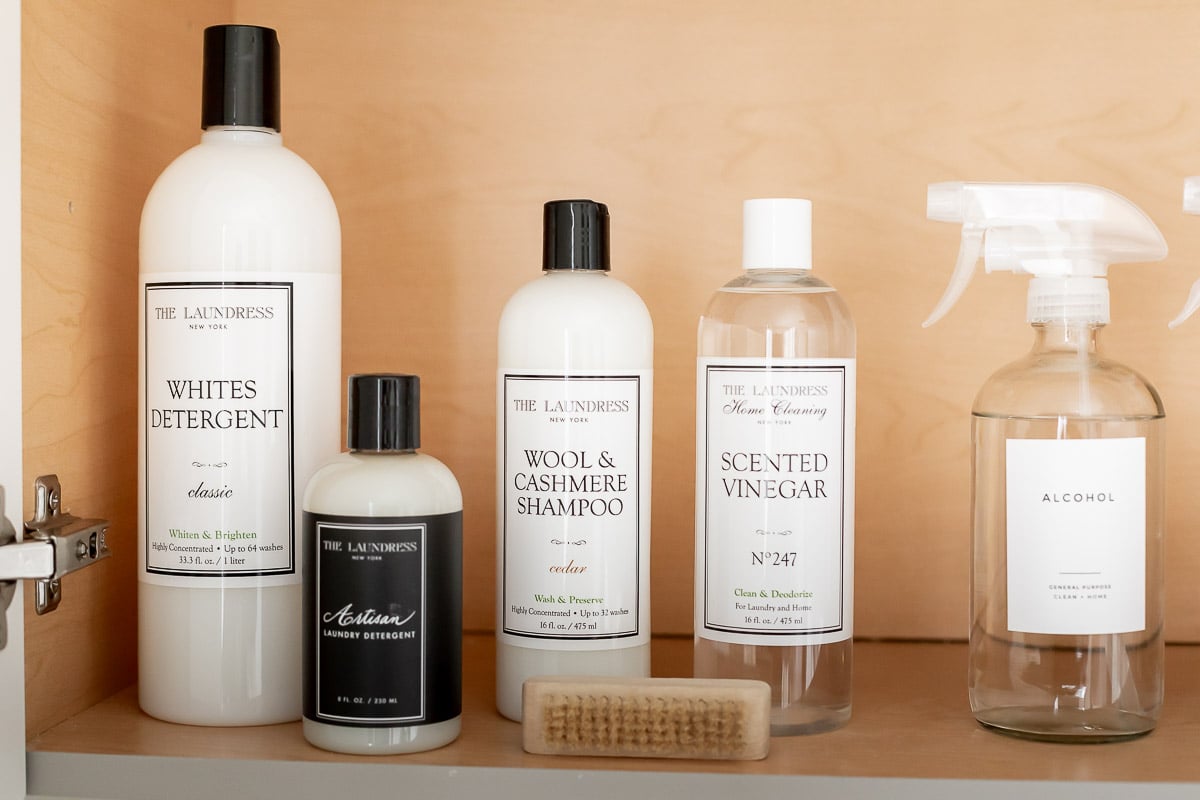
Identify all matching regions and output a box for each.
[696,357,855,647]
[1005,437,1145,635]
[140,274,340,588]
[303,511,462,727]
[500,372,649,649]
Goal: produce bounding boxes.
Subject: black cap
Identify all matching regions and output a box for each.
[542,200,610,271]
[202,25,281,131]
[347,374,420,452]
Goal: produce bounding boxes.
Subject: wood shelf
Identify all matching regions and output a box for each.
[25,635,1200,797]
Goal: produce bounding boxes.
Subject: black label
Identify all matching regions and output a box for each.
[302,511,462,727]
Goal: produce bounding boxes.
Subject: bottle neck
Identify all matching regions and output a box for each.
[745,267,811,274]
[201,126,282,146]
[1030,321,1104,355]
[1026,276,1110,325]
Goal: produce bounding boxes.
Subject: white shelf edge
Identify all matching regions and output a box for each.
[26,750,1200,800]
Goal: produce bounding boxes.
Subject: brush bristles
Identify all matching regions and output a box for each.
[522,676,771,760]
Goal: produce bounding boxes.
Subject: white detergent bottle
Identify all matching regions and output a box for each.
[925,181,1167,742]
[138,25,341,725]
[494,200,653,721]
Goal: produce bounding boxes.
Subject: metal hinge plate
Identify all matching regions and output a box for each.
[0,475,111,650]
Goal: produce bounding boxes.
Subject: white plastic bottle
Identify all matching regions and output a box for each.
[303,375,462,754]
[138,25,341,725]
[925,182,1167,741]
[495,200,653,721]
[694,198,856,736]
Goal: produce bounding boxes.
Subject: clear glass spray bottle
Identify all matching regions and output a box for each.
[925,182,1168,741]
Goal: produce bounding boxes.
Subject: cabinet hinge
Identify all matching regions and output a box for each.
[0,475,112,650]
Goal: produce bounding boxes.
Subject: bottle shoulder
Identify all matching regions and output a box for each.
[973,351,1164,419]
[145,136,337,211]
[140,134,341,274]
[498,272,653,368]
[698,270,855,358]
[501,272,650,318]
[714,269,840,293]
[303,452,463,516]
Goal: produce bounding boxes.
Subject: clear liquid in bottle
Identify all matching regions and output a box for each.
[695,268,855,735]
[968,324,1164,741]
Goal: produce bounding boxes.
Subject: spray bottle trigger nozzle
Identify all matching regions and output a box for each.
[1168,278,1200,329]
[922,227,983,328]
[927,182,966,222]
[1185,177,1200,216]
[1174,178,1200,328]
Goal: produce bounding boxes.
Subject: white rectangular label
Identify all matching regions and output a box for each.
[140,271,340,589]
[1006,437,1146,635]
[500,372,648,648]
[696,357,855,646]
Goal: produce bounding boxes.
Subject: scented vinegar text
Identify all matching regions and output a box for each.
[719,450,830,500]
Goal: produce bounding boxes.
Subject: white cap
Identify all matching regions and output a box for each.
[743,198,812,270]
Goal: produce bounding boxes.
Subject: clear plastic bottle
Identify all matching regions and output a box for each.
[925,182,1168,741]
[695,199,856,735]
